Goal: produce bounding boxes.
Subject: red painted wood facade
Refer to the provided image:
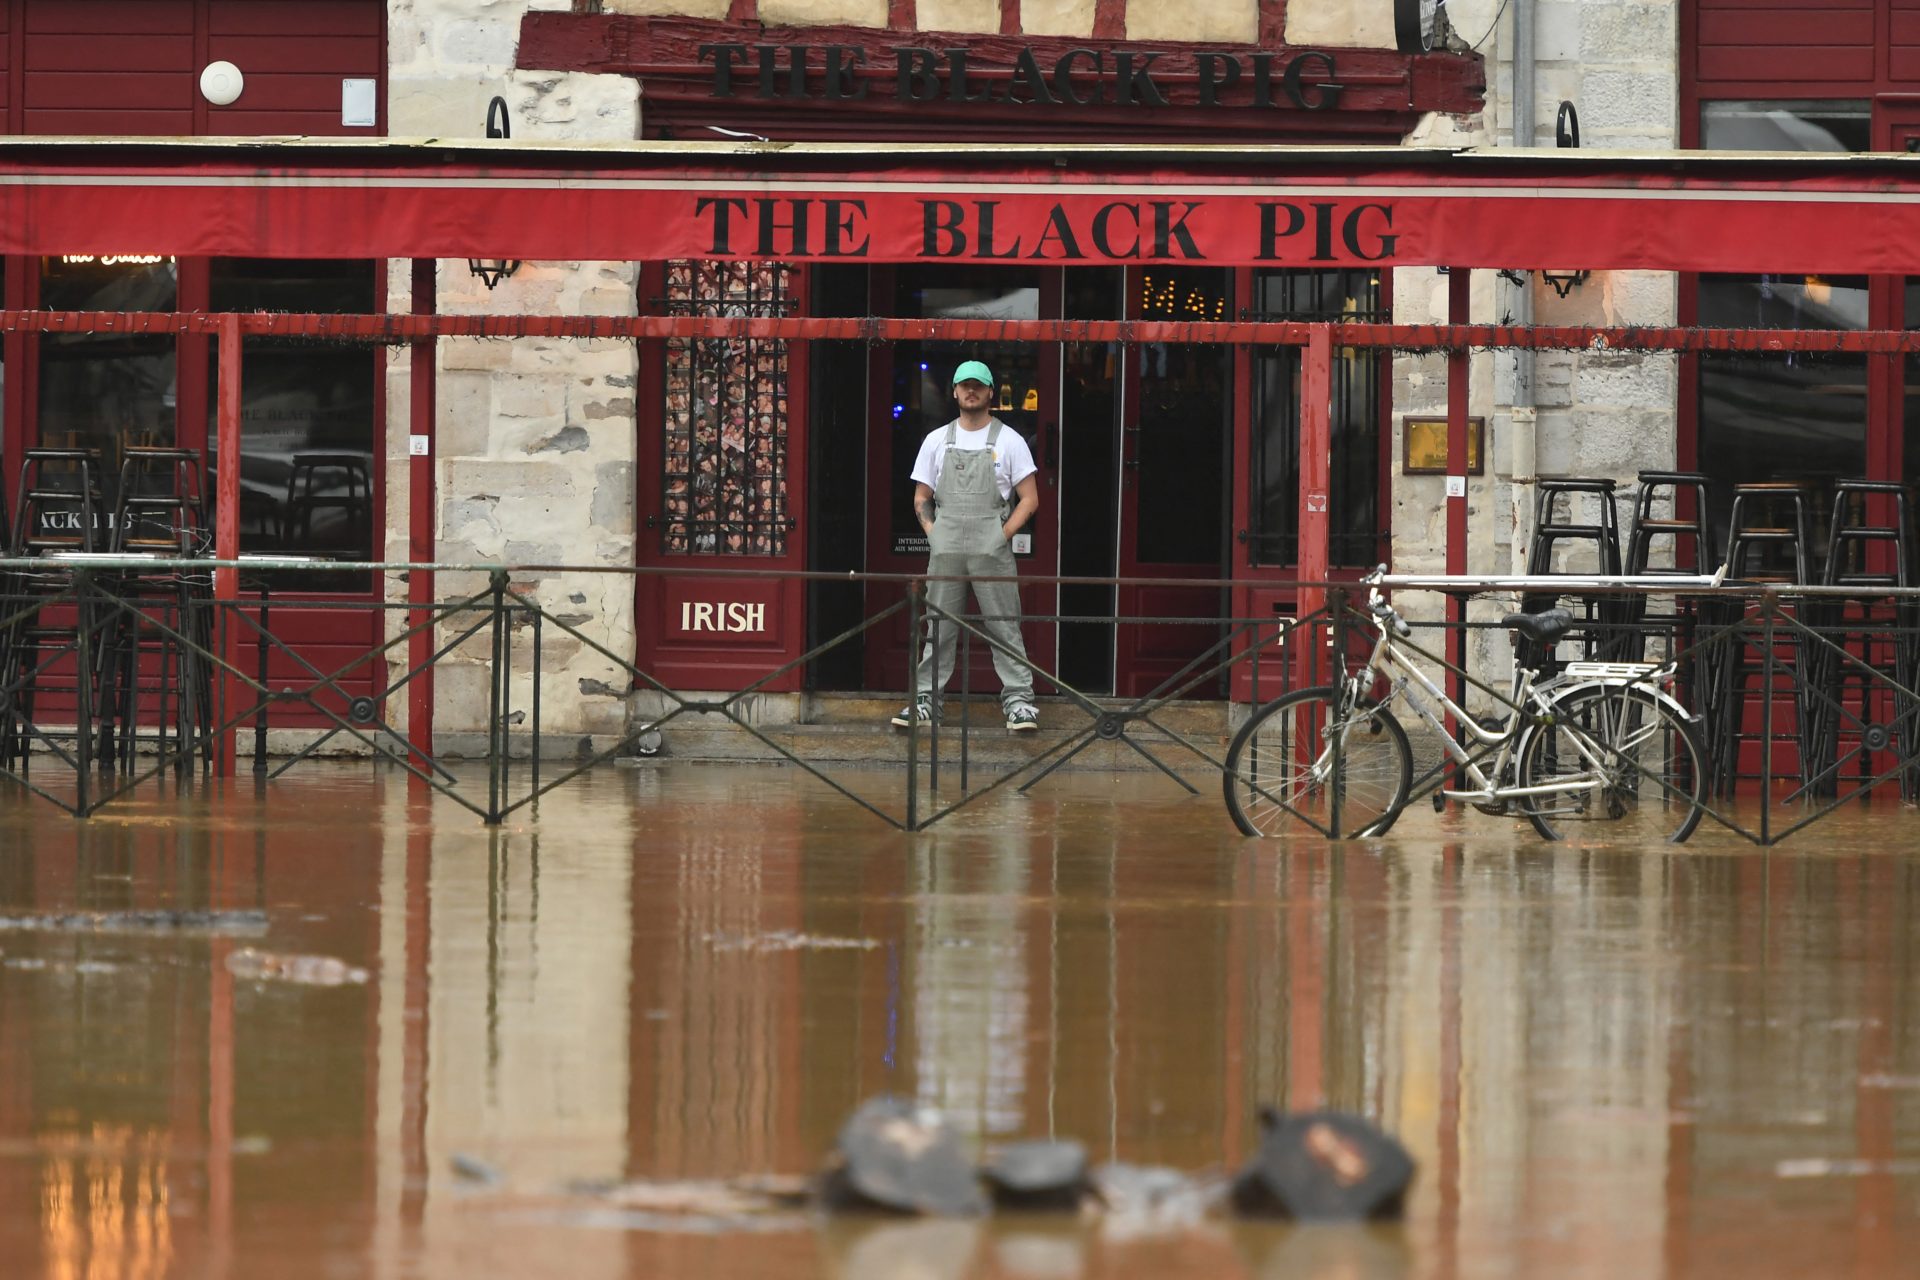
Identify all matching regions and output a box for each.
[0,0,387,727]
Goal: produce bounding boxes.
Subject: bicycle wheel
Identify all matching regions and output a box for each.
[1516,683,1707,843]
[1224,686,1412,838]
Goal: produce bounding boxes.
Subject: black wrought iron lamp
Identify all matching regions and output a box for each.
[468,96,521,291]
[1539,268,1591,299]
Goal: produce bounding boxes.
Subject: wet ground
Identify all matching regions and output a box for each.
[0,761,1916,1279]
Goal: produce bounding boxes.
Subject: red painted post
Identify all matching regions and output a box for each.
[214,314,242,778]
[408,260,437,769]
[1446,268,1472,735]
[1296,324,1333,689]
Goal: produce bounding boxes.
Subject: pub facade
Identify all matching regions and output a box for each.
[3,0,1908,742]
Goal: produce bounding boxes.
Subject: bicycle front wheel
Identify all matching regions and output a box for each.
[1223,686,1412,838]
[1516,684,1707,843]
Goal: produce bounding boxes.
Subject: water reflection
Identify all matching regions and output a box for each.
[0,768,1916,1277]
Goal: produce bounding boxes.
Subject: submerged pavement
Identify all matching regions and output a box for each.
[0,762,1915,1278]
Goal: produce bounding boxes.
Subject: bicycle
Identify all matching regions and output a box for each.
[1223,570,1709,842]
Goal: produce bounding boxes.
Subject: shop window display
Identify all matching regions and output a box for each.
[661,260,792,556]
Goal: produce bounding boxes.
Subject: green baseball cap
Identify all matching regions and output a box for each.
[951,360,993,387]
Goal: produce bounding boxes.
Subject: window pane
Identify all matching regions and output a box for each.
[1136,267,1230,566]
[208,259,378,591]
[1698,274,1868,573]
[1701,100,1870,152]
[1247,270,1384,568]
[38,255,179,457]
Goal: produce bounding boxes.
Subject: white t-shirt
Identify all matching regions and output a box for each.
[909,418,1038,501]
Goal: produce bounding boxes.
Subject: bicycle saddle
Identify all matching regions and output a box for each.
[1501,608,1574,644]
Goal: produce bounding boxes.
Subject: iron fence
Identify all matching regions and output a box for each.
[2,558,1916,843]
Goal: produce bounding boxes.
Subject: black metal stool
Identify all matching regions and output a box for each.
[1525,477,1623,663]
[1619,470,1718,741]
[1713,482,1816,797]
[97,447,214,772]
[1813,481,1918,801]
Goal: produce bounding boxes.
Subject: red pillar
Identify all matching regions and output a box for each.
[407,260,437,768]
[1446,270,1472,726]
[1296,325,1333,687]
[214,315,242,778]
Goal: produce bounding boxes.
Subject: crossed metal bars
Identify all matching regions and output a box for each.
[1,560,1917,844]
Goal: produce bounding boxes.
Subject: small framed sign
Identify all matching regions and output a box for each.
[1402,416,1485,475]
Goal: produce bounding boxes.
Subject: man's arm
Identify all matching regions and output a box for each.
[914,483,937,535]
[1002,474,1039,542]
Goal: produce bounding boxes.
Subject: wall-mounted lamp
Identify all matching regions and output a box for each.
[1539,268,1591,299]
[468,96,521,291]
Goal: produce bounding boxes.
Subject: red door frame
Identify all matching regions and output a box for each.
[860,265,1062,698]
[631,259,811,693]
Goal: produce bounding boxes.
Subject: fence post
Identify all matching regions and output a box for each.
[486,570,508,825]
[906,582,921,832]
[74,570,93,816]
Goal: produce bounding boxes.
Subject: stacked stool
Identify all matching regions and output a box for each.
[1709,482,1817,797]
[1811,480,1917,801]
[1524,477,1624,666]
[97,447,214,773]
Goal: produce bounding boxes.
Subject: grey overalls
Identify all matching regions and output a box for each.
[913,419,1035,712]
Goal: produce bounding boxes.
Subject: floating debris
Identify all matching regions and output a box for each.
[0,909,270,936]
[1089,1163,1219,1234]
[450,1153,504,1186]
[819,1096,988,1216]
[705,931,881,953]
[225,948,369,986]
[981,1140,1091,1212]
[1231,1108,1413,1222]
[601,1175,812,1217]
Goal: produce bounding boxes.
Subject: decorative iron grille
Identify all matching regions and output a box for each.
[660,261,793,556]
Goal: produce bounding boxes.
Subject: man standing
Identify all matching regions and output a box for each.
[893,360,1042,732]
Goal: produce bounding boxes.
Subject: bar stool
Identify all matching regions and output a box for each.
[1626,471,1716,577]
[1814,481,1918,800]
[284,453,371,552]
[1712,482,1815,796]
[4,449,115,773]
[1619,470,1718,717]
[1724,482,1813,584]
[98,447,213,771]
[1527,477,1623,576]
[1525,477,1623,663]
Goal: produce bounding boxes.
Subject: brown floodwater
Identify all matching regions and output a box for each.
[0,762,1915,1279]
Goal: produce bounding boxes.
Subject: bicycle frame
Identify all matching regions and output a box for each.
[1343,593,1641,807]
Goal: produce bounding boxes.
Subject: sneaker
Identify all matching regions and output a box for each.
[1005,704,1040,732]
[892,697,935,729]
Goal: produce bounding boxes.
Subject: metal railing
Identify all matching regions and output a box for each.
[2,558,1916,843]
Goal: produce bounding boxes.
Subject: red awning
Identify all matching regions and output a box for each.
[6,136,1920,273]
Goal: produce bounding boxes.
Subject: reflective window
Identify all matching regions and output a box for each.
[1135,267,1231,566]
[1697,274,1868,571]
[1701,100,1870,152]
[208,259,378,590]
[1247,270,1384,568]
[38,255,179,456]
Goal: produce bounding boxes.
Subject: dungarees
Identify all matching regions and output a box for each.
[913,420,1035,712]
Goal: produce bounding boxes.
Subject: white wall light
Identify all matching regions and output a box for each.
[200,61,244,107]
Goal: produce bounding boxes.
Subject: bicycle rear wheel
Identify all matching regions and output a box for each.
[1223,686,1412,837]
[1516,684,1707,843]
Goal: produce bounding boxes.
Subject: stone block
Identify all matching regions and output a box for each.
[919,0,999,32]
[438,19,515,72]
[606,0,727,16]
[1580,71,1675,133]
[1534,1,1583,62]
[1129,0,1253,43]
[432,662,493,734]
[760,0,886,27]
[441,337,516,372]
[1286,0,1394,49]
[1582,4,1676,63]
[592,462,637,535]
[1573,352,1676,410]
[1021,0,1094,38]
[495,373,567,421]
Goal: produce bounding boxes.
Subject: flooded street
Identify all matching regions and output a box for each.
[0,762,1915,1279]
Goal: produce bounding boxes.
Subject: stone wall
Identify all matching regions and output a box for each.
[388,0,641,744]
